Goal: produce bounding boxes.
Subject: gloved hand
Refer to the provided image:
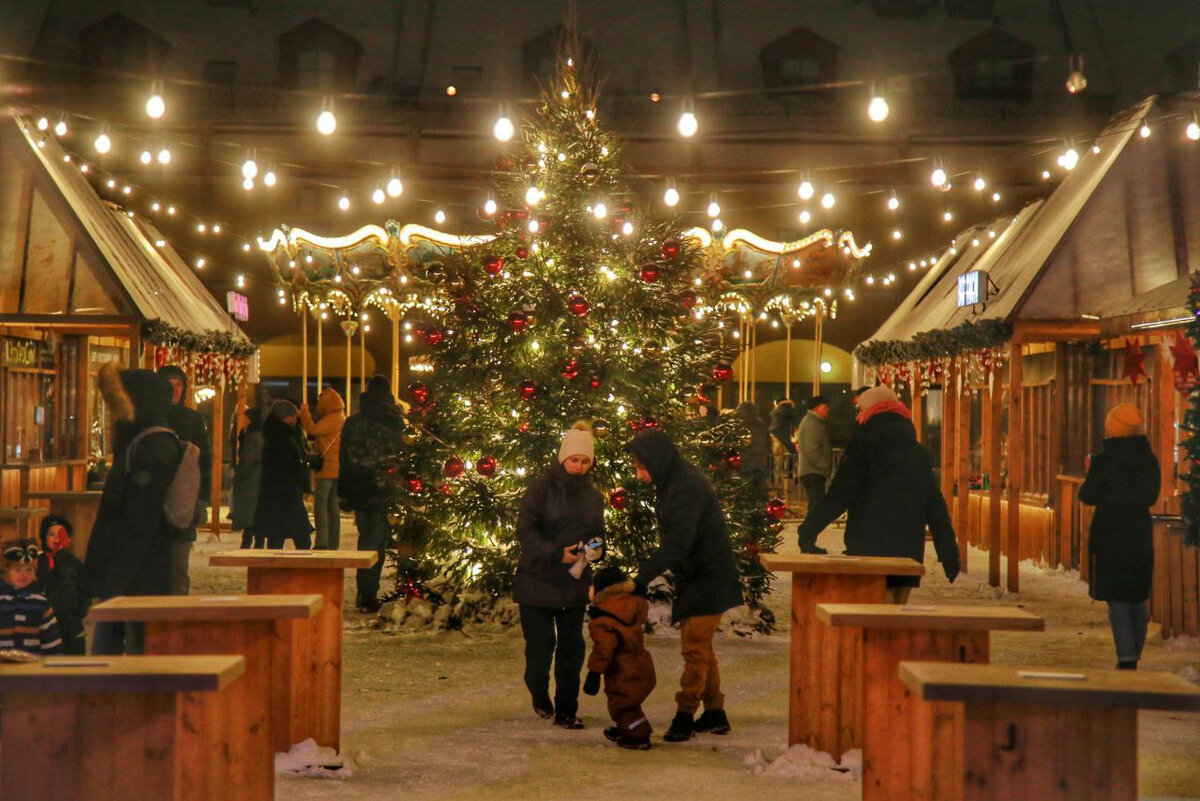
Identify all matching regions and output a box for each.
[943,559,960,584]
[583,671,601,696]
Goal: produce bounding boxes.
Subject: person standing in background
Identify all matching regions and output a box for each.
[232,406,265,548]
[797,395,833,516]
[300,387,346,550]
[735,402,771,506]
[157,365,211,595]
[254,400,313,550]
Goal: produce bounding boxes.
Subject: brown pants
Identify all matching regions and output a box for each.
[676,613,724,713]
[608,698,653,740]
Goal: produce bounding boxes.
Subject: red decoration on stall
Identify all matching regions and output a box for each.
[476,457,497,477]
[515,246,529,260]
[609,488,628,510]
[154,345,169,369]
[443,456,465,478]
[483,254,504,276]
[588,374,603,390]
[424,328,445,347]
[766,498,787,521]
[639,263,661,284]
[438,483,453,496]
[725,453,742,470]
[507,310,529,333]
[1169,331,1199,393]
[712,362,733,383]
[567,294,590,317]
[1123,337,1148,386]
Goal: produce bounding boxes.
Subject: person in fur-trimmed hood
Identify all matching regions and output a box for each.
[583,566,656,750]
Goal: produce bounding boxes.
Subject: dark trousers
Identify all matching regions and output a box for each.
[519,604,586,718]
[1107,601,1149,663]
[799,474,828,549]
[240,528,266,549]
[354,505,390,603]
[266,530,312,550]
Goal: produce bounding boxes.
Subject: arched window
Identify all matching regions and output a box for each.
[760,27,839,92]
[521,26,595,93]
[948,28,1036,101]
[79,14,170,75]
[279,18,363,90]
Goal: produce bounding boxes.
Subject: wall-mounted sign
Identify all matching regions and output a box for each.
[226,291,250,322]
[3,337,53,369]
[957,270,990,308]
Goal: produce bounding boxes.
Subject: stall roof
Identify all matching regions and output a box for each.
[1099,273,1195,338]
[8,114,247,342]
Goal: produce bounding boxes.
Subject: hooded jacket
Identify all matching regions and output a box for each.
[796,411,958,579]
[338,378,405,511]
[85,365,180,599]
[627,429,743,622]
[1079,435,1160,602]
[513,461,605,608]
[36,515,87,655]
[253,413,313,543]
[300,387,346,480]
[798,410,832,478]
[769,400,800,445]
[158,365,213,508]
[587,579,656,703]
[735,403,771,475]
[231,408,264,531]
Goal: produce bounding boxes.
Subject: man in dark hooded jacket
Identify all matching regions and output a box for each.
[338,375,405,612]
[157,364,212,595]
[626,429,743,743]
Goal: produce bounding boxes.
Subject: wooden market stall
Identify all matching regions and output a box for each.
[0,113,252,547]
[856,94,1200,594]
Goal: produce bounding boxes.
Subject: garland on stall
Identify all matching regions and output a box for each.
[141,318,256,388]
[1179,275,1200,545]
[853,319,1012,366]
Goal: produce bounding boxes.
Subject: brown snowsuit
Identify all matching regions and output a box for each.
[587,579,656,740]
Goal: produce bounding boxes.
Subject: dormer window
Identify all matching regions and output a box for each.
[949,29,1036,101]
[761,27,839,91]
[279,18,362,90]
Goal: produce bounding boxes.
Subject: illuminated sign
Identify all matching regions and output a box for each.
[226,291,250,322]
[957,270,989,308]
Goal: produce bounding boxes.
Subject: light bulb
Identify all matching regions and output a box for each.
[435,209,446,225]
[887,194,899,211]
[892,229,902,240]
[167,205,176,215]
[483,198,497,216]
[528,219,539,234]
[525,185,542,206]
[263,170,276,187]
[212,224,220,233]
[54,119,67,136]
[798,180,814,200]
[242,177,254,191]
[973,175,986,191]
[798,209,811,224]
[622,221,634,236]
[677,110,698,137]
[867,94,889,122]
[1188,118,1200,141]
[241,158,257,180]
[1139,123,1151,139]
[707,199,720,218]
[145,92,165,120]
[338,194,350,211]
[943,210,953,222]
[663,186,680,207]
[493,113,514,142]
[386,177,403,197]
[243,242,252,252]
[236,274,245,288]
[140,150,152,165]
[1042,169,1051,180]
[821,192,835,209]
[157,147,171,165]
[94,132,111,154]
[36,117,49,131]
[992,192,1001,202]
[316,109,337,135]
[372,188,386,204]
[931,166,947,187]
[711,218,724,232]
[593,202,607,219]
[195,258,205,269]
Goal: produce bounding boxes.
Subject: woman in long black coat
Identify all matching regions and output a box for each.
[254,400,314,550]
[514,422,604,730]
[1079,403,1160,669]
[232,407,264,548]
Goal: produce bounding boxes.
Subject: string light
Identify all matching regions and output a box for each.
[622,221,634,236]
[707,195,720,218]
[236,274,245,288]
[930,162,947,187]
[483,197,497,216]
[892,229,902,240]
[157,146,171,165]
[242,242,252,252]
[93,128,111,154]
[372,187,386,204]
[1139,123,1151,139]
[943,210,953,222]
[677,99,698,137]
[992,191,1002,202]
[316,97,337,135]
[241,154,258,180]
[145,82,165,119]
[36,117,49,131]
[242,177,253,191]
[711,218,724,232]
[338,193,350,211]
[1057,143,1079,170]
[167,205,176,215]
[798,178,814,201]
[798,209,811,224]
[887,192,899,211]
[525,183,542,206]
[435,209,446,225]
[592,202,607,219]
[867,87,889,122]
[1041,169,1051,180]
[445,85,457,97]
[1188,116,1200,141]
[493,105,515,142]
[973,174,986,191]
[387,175,403,197]
[263,168,276,187]
[820,191,835,209]
[139,149,151,165]
[53,116,67,136]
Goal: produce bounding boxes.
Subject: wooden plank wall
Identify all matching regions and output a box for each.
[964,493,1056,565]
[1150,523,1200,638]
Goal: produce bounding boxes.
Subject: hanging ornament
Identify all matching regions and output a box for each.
[679,289,698,310]
[476,456,497,477]
[1170,331,1199,393]
[424,328,445,347]
[507,310,530,332]
[639,262,661,283]
[515,245,529,260]
[518,379,539,400]
[154,345,169,369]
[712,362,734,383]
[407,382,430,405]
[579,162,600,184]
[518,420,531,433]
[641,416,660,429]
[588,374,603,390]
[484,370,505,392]
[609,488,628,510]
[592,418,611,439]
[446,273,466,292]
[661,237,681,260]
[567,294,590,317]
[766,498,787,521]
[642,340,662,358]
[483,254,504,276]
[1123,337,1148,386]
[405,474,425,493]
[444,456,465,478]
[676,384,697,404]
[401,426,423,445]
[567,338,587,354]
[425,263,446,284]
[725,452,742,470]
[561,359,580,380]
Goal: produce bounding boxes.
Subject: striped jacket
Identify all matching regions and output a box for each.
[0,581,62,656]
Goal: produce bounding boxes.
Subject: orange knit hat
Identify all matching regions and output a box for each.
[1104,404,1144,438]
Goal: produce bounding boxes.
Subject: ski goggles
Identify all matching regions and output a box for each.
[2,541,41,565]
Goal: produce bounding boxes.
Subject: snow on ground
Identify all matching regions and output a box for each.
[192,516,1200,800]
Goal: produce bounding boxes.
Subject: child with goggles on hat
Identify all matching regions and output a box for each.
[0,539,62,658]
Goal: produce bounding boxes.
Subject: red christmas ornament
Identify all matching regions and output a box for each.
[639,262,661,283]
[476,456,497,477]
[766,498,787,521]
[641,416,660,429]
[407,382,430,405]
[518,420,531,433]
[744,540,762,555]
[443,456,465,478]
[567,294,590,317]
[385,466,399,476]
[712,362,734,383]
[561,359,580,380]
[609,488,628,510]
[661,237,681,260]
[679,289,698,310]
[405,474,425,493]
[424,328,444,347]
[483,254,504,276]
[725,452,742,469]
[1123,337,1148,386]
[518,380,539,400]
[507,310,529,333]
[588,374,603,390]
[1169,332,1199,393]
[438,483,453,496]
[515,245,529,260]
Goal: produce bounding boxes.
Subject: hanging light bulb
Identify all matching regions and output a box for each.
[943,210,953,222]
[593,202,607,219]
[372,187,386,205]
[316,98,337,135]
[53,116,67,137]
[973,174,986,191]
[1041,169,1051,180]
[706,195,720,218]
[195,258,206,269]
[236,274,245,288]
[263,168,277,187]
[798,209,811,225]
[157,146,171,165]
[622,221,634,236]
[821,191,835,209]
[525,183,542,206]
[930,162,947,187]
[493,105,515,142]
[711,218,724,232]
[892,229,902,240]
[386,175,403,197]
[242,177,254,191]
[145,82,165,119]
[434,209,446,225]
[1065,53,1088,94]
[36,117,49,131]
[483,197,497,216]
[663,183,680,207]
[212,224,221,234]
[867,86,889,122]
[992,191,1002,202]
[241,154,258,180]
[93,128,111,154]
[798,178,814,201]
[337,194,350,211]
[677,99,698,137]
[1059,144,1079,170]
[887,192,899,211]
[1139,123,1151,139]
[140,149,152,165]
[1188,116,1200,141]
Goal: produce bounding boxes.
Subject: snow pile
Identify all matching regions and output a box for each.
[275,739,352,779]
[742,744,858,781]
[1164,634,1199,651]
[1178,664,1200,684]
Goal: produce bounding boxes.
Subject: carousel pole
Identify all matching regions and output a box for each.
[359,319,366,392]
[785,318,792,401]
[301,308,309,408]
[390,306,401,395]
[316,309,323,401]
[341,318,357,417]
[812,302,825,396]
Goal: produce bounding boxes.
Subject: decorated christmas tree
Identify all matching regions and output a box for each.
[375,53,782,628]
[1179,273,1200,546]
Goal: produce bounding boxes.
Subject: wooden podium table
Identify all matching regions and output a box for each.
[0,655,244,801]
[27,490,102,557]
[818,604,1045,801]
[89,594,322,801]
[900,662,1200,801]
[208,549,378,751]
[759,553,924,760]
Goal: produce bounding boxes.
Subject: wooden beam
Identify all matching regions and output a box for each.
[941,362,957,517]
[1006,338,1024,593]
[910,365,923,443]
[1157,343,1176,508]
[1011,320,1101,342]
[955,363,971,572]
[1049,344,1067,567]
[987,372,1003,586]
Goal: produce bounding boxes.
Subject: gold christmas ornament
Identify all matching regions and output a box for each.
[592,418,612,439]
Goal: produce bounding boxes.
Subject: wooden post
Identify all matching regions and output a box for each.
[301,310,308,408]
[1006,338,1023,593]
[208,386,224,538]
[1049,345,1067,565]
[988,372,1003,587]
[941,362,957,519]
[1157,343,1176,507]
[910,366,923,442]
[955,362,970,568]
[359,319,366,393]
[813,304,824,396]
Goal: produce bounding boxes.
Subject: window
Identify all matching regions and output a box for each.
[79,14,170,76]
[949,29,1035,101]
[521,26,595,93]
[278,18,362,90]
[760,27,839,91]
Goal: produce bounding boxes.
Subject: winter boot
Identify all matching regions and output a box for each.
[1116,660,1138,670]
[531,696,555,719]
[617,734,652,750]
[663,711,695,742]
[693,709,731,735]
[603,726,621,742]
[553,712,584,730]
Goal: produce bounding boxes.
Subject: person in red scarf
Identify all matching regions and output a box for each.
[36,515,88,654]
[796,386,959,602]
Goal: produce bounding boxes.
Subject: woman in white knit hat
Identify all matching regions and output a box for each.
[513,421,605,730]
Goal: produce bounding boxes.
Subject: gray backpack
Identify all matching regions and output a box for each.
[126,426,202,529]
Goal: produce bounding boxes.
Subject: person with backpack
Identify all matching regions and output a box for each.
[300,387,346,550]
[86,364,189,655]
[254,400,314,550]
[157,365,213,595]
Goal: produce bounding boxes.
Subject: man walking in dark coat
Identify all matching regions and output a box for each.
[338,375,405,612]
[627,429,743,742]
[158,365,212,595]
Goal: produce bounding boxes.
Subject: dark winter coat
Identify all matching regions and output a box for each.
[770,400,800,447]
[627,430,743,622]
[253,415,313,544]
[36,516,88,655]
[735,403,771,476]
[587,579,656,704]
[1079,435,1160,603]
[159,365,213,526]
[231,409,264,531]
[796,411,958,583]
[513,461,605,608]
[85,367,180,600]
[338,384,405,512]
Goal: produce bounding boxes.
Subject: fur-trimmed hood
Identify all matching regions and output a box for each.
[98,362,171,453]
[589,579,646,627]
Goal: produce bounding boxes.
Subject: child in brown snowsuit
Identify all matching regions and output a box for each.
[583,566,656,750]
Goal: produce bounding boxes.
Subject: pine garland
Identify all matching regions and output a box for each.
[141,318,255,358]
[854,319,1012,367]
[1180,274,1200,546]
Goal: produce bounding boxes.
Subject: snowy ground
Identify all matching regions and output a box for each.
[192,517,1200,801]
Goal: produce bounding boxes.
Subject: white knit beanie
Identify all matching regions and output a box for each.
[857,385,899,412]
[558,422,595,463]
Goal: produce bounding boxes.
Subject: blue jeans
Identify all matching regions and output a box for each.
[1107,601,1148,663]
[313,478,341,550]
[354,505,391,603]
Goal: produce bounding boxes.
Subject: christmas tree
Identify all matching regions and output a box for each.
[377,52,782,628]
[1180,272,1200,546]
